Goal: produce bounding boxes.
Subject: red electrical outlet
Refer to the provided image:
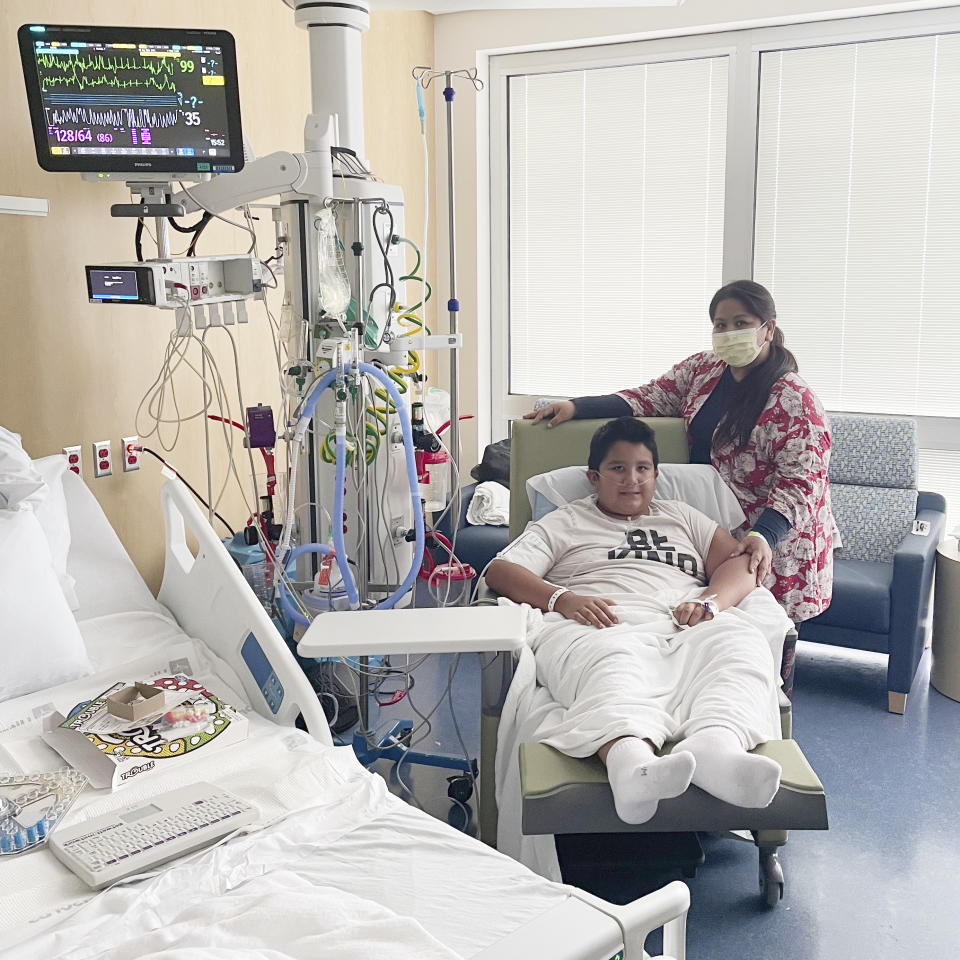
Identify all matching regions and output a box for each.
[122,435,140,472]
[92,440,112,479]
[63,445,82,477]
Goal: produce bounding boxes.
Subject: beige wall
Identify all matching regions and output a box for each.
[0,2,434,591]
[432,0,953,465]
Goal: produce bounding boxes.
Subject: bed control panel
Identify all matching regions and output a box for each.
[241,633,284,715]
[49,782,257,890]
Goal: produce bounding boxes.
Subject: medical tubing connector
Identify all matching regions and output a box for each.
[358,361,425,610]
[276,542,333,627]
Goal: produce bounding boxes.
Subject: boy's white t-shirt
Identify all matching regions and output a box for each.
[497,496,719,602]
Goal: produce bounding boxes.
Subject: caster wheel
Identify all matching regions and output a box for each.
[759,852,784,907]
[760,873,784,907]
[447,774,473,804]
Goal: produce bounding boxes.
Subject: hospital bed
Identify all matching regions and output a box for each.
[0,458,689,959]
[485,417,829,907]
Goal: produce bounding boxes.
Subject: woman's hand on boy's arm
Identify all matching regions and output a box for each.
[702,527,762,611]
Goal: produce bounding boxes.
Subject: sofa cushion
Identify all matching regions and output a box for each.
[829,414,917,488]
[830,483,917,563]
[809,557,892,634]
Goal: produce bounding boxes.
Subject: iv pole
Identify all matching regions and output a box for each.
[412,66,483,525]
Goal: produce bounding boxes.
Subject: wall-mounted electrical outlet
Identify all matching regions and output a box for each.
[92,440,112,479]
[121,436,140,472]
[63,444,82,477]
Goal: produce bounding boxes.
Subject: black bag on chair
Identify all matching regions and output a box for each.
[470,438,511,488]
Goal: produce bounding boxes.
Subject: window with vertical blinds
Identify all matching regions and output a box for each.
[508,56,728,397]
[755,33,960,419]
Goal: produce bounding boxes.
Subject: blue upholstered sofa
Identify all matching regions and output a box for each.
[797,414,946,714]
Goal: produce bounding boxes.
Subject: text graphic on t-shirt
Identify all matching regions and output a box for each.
[607,528,699,578]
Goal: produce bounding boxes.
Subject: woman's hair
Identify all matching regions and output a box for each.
[710,280,798,450]
[588,417,659,471]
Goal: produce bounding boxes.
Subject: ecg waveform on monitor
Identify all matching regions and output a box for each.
[37,52,179,93]
[48,106,181,130]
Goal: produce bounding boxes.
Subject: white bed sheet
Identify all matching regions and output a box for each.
[1,610,568,957]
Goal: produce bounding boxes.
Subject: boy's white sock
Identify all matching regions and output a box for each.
[677,727,781,808]
[604,737,696,825]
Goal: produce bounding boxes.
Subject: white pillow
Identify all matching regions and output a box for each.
[527,463,747,530]
[0,508,93,703]
[0,426,45,509]
[31,455,80,611]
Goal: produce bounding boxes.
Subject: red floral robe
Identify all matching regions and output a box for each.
[616,351,833,623]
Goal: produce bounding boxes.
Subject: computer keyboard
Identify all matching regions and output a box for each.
[48,782,258,889]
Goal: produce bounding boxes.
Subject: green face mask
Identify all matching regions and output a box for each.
[712,321,768,367]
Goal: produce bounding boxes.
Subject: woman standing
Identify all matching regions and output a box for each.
[526,280,833,626]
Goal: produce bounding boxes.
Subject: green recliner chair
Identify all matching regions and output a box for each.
[479,417,828,908]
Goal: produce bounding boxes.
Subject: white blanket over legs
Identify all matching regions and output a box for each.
[495,587,790,879]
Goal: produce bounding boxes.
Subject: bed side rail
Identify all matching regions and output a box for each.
[572,881,690,960]
[471,881,689,960]
[156,478,329,744]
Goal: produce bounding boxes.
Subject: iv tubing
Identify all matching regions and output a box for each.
[276,542,333,627]
[333,426,360,608]
[278,361,424,613]
[358,361,425,610]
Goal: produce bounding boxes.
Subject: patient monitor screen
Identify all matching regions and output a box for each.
[18,24,244,176]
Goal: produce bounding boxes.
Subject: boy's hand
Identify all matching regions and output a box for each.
[673,600,715,627]
[554,592,618,628]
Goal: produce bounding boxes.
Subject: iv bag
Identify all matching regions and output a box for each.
[315,208,351,317]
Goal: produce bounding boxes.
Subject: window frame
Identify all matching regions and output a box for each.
[487,5,960,455]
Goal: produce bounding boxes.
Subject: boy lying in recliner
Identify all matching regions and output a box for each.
[485,417,790,824]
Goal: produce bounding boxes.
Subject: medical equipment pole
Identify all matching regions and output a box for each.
[442,72,461,529]
[155,216,171,260]
[351,201,368,608]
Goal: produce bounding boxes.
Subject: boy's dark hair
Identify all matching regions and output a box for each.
[588,417,659,471]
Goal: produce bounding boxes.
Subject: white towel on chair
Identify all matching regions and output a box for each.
[466,481,510,526]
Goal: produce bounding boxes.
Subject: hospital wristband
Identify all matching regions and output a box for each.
[700,593,719,618]
[546,587,570,613]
